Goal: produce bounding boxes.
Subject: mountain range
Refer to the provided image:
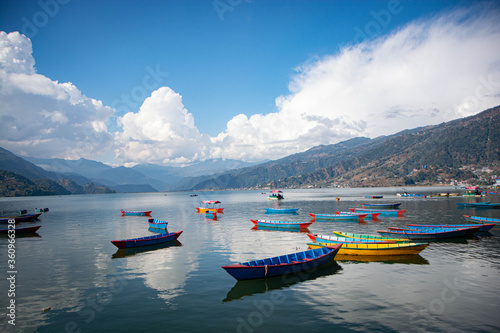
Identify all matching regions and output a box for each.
[1,105,499,196]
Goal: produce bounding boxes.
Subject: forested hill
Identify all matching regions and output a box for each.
[172,105,500,190]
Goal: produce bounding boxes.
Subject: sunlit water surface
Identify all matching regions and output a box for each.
[0,187,499,332]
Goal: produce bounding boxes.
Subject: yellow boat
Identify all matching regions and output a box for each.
[332,230,410,243]
[307,241,429,256]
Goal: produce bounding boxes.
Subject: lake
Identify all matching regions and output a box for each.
[1,187,499,332]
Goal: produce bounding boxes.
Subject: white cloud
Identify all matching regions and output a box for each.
[114,87,210,164]
[0,31,114,160]
[211,3,500,161]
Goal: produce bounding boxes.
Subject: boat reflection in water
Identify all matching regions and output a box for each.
[112,240,182,259]
[223,260,342,302]
[333,254,429,265]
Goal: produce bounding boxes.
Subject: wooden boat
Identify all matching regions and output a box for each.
[331,231,411,243]
[463,215,500,225]
[390,225,482,237]
[251,219,312,229]
[0,213,42,223]
[196,200,224,213]
[377,228,469,239]
[307,233,396,244]
[221,244,342,281]
[307,241,428,256]
[264,208,299,214]
[0,225,41,234]
[455,202,500,208]
[111,231,183,249]
[361,203,402,209]
[335,211,381,219]
[365,195,383,199]
[121,210,152,216]
[268,190,284,200]
[349,208,406,217]
[148,218,168,229]
[309,213,367,221]
[406,223,494,232]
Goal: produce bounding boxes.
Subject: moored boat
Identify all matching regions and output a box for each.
[205,212,218,220]
[121,210,152,216]
[361,203,402,209]
[0,225,41,234]
[264,208,299,214]
[0,213,42,224]
[307,241,428,256]
[148,218,168,229]
[307,233,396,244]
[406,223,494,232]
[309,213,367,221]
[463,215,500,225]
[331,231,410,243]
[390,225,481,237]
[365,195,383,199]
[196,200,224,213]
[111,231,183,249]
[251,219,312,229]
[221,244,342,280]
[377,228,469,239]
[349,208,406,217]
[335,211,381,219]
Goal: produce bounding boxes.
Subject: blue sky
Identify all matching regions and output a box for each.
[1,1,500,166]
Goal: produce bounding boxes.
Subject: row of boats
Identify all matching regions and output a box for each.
[0,208,47,234]
[224,202,500,281]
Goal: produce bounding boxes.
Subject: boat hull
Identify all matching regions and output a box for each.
[308,242,428,256]
[349,208,406,216]
[463,215,499,225]
[264,208,299,214]
[222,245,342,281]
[406,223,493,232]
[196,207,224,213]
[377,228,468,239]
[309,213,365,221]
[361,203,402,209]
[148,218,168,229]
[331,231,410,243]
[307,233,396,244]
[121,210,152,216]
[251,219,312,229]
[0,213,42,223]
[0,225,41,234]
[111,231,183,249]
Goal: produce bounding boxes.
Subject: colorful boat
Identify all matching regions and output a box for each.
[463,215,500,225]
[331,231,411,243]
[148,218,168,229]
[406,223,494,232]
[196,200,224,213]
[0,225,41,234]
[397,193,426,198]
[0,213,42,223]
[307,233,396,244]
[221,244,342,281]
[268,190,284,200]
[309,213,367,221]
[121,210,152,216]
[34,208,49,212]
[264,208,299,214]
[250,219,312,229]
[349,208,406,217]
[361,203,402,209]
[307,241,428,256]
[335,211,381,219]
[455,202,500,208]
[377,228,469,239]
[365,195,383,199]
[390,225,481,237]
[111,231,183,249]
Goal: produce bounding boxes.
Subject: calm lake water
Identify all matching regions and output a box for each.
[1,187,499,332]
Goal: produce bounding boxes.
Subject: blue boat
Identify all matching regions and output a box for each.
[377,228,468,239]
[349,208,406,217]
[264,208,299,214]
[361,203,402,209]
[463,215,499,225]
[309,213,366,221]
[251,219,312,229]
[111,231,183,249]
[406,223,493,232]
[148,218,168,229]
[222,245,342,281]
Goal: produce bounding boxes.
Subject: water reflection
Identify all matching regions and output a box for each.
[223,261,343,302]
[112,240,183,258]
[334,254,429,265]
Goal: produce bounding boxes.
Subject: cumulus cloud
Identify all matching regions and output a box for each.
[211,3,500,161]
[0,31,114,160]
[114,87,210,165]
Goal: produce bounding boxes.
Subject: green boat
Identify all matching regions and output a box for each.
[332,230,411,243]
